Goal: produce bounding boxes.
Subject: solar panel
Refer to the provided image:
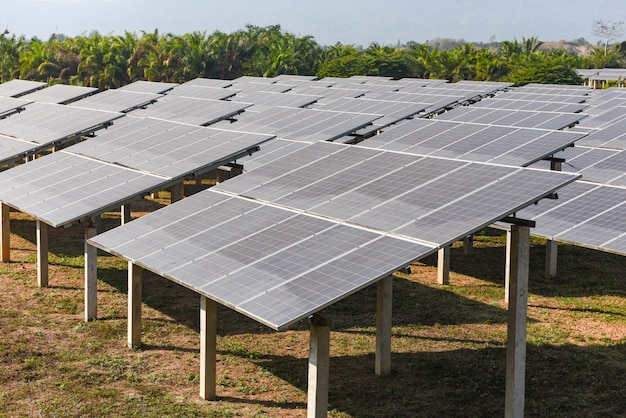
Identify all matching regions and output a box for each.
[166,84,239,100]
[177,78,234,89]
[289,85,369,100]
[437,107,587,130]
[495,91,587,104]
[229,81,295,93]
[225,107,382,142]
[19,84,98,104]
[364,91,463,111]
[88,191,434,330]
[512,182,626,248]
[473,98,588,113]
[575,117,626,149]
[69,90,162,113]
[0,134,39,166]
[0,102,123,145]
[0,151,166,226]
[229,91,322,111]
[579,150,626,185]
[575,106,626,129]
[235,138,312,172]
[0,79,46,97]
[0,97,32,118]
[359,118,584,166]
[127,96,250,126]
[68,117,274,178]
[117,80,178,94]
[311,97,428,127]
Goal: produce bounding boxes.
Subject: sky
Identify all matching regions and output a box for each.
[0,0,623,46]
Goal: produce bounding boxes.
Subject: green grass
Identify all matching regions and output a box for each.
[0,217,625,417]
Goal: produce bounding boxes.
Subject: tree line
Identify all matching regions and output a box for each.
[1,24,625,89]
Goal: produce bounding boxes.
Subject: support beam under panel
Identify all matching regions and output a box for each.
[437,246,450,285]
[545,239,558,280]
[376,276,393,376]
[128,262,142,349]
[308,320,330,418]
[463,235,474,256]
[121,204,132,225]
[1,203,9,262]
[200,296,217,401]
[505,225,530,418]
[84,219,98,321]
[36,220,49,287]
[170,182,184,203]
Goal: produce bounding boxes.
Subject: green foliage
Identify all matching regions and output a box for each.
[506,59,583,86]
[2,26,625,87]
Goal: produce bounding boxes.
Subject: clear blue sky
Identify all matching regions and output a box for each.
[1,0,623,46]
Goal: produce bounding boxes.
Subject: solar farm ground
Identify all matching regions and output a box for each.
[0,189,625,417]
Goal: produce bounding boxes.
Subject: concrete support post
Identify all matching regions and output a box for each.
[1,203,10,262]
[84,219,98,321]
[200,296,217,401]
[308,322,331,418]
[504,229,512,303]
[376,276,393,376]
[128,262,142,349]
[545,239,558,280]
[121,204,132,225]
[505,225,530,418]
[463,235,474,256]
[94,214,102,233]
[437,246,451,285]
[36,220,49,287]
[170,182,184,203]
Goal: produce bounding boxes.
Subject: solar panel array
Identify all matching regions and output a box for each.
[90,141,577,330]
[2,75,621,418]
[2,74,625,326]
[0,116,273,226]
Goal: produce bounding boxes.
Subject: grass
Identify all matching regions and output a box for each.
[0,202,625,417]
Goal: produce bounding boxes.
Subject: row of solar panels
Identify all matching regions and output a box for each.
[1,74,625,327]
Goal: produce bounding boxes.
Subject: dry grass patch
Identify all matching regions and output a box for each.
[0,206,625,417]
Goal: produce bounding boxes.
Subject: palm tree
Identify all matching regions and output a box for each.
[0,30,25,82]
[521,36,543,56]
